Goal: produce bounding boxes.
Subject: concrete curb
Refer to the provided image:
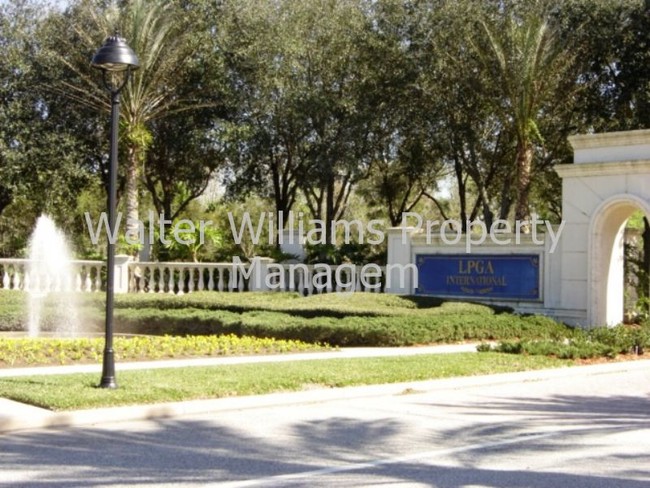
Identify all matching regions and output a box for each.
[2,358,649,435]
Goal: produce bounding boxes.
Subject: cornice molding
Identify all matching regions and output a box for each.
[555,160,650,179]
[568,129,650,151]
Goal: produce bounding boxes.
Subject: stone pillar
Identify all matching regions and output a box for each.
[114,255,132,293]
[385,227,416,294]
[249,257,275,291]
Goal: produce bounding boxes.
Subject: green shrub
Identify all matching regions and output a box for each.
[483,323,650,359]
[1,290,574,347]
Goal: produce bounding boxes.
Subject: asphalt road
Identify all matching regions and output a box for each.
[1,364,649,487]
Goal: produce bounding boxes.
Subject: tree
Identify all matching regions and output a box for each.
[216,0,312,231]
[0,0,95,252]
[474,1,575,224]
[219,0,376,243]
[39,0,217,247]
[0,0,34,218]
[404,0,509,229]
[356,0,446,226]
[293,0,376,241]
[143,112,226,224]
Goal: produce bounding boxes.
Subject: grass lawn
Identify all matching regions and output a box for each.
[0,352,573,411]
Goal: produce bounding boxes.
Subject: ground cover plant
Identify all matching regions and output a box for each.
[0,352,573,410]
[0,290,573,347]
[0,334,328,368]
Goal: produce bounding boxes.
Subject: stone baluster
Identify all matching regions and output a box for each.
[297,268,305,295]
[157,265,165,293]
[94,265,102,292]
[238,268,245,291]
[134,266,142,292]
[187,268,195,293]
[84,266,92,291]
[218,268,225,291]
[197,267,205,291]
[129,266,137,292]
[227,266,237,291]
[177,267,185,295]
[147,265,156,293]
[207,268,214,291]
[165,266,173,294]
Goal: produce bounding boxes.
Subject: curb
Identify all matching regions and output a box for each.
[2,358,649,435]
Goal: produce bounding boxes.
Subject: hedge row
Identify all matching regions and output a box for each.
[109,307,569,347]
[0,290,506,318]
[480,324,650,359]
[1,290,571,347]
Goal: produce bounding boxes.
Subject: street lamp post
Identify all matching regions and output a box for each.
[92,35,139,389]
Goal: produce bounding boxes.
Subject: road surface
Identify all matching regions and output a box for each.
[1,363,649,487]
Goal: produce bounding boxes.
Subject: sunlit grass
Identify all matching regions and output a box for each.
[0,352,573,410]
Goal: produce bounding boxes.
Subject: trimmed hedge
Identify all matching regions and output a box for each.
[480,324,650,359]
[109,306,569,347]
[1,290,572,347]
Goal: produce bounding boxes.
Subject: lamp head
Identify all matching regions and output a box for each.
[92,35,139,72]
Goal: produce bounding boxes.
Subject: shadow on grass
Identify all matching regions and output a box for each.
[402,295,515,314]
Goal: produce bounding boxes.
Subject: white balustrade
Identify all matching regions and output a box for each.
[128,261,252,294]
[0,258,105,292]
[276,263,386,295]
[0,257,386,295]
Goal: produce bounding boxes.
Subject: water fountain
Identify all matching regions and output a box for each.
[27,215,81,337]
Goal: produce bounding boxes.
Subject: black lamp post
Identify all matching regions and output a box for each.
[92,35,139,389]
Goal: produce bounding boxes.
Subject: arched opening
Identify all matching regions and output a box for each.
[589,196,650,326]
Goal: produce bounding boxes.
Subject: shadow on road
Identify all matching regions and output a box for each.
[1,393,649,487]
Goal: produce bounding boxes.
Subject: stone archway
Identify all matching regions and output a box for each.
[385,129,650,327]
[555,129,650,326]
[589,195,650,326]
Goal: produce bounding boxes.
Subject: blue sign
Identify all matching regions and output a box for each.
[415,254,540,301]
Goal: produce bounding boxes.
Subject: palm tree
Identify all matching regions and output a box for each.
[44,0,207,247]
[475,3,572,225]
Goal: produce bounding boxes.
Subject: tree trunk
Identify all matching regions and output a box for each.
[325,176,335,245]
[514,142,534,228]
[642,218,650,310]
[0,185,12,219]
[125,146,140,256]
[452,156,468,232]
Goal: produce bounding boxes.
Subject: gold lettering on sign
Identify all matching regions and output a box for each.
[458,259,495,275]
[448,258,507,291]
[445,275,507,286]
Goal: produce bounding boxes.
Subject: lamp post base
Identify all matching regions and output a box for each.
[98,349,117,389]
